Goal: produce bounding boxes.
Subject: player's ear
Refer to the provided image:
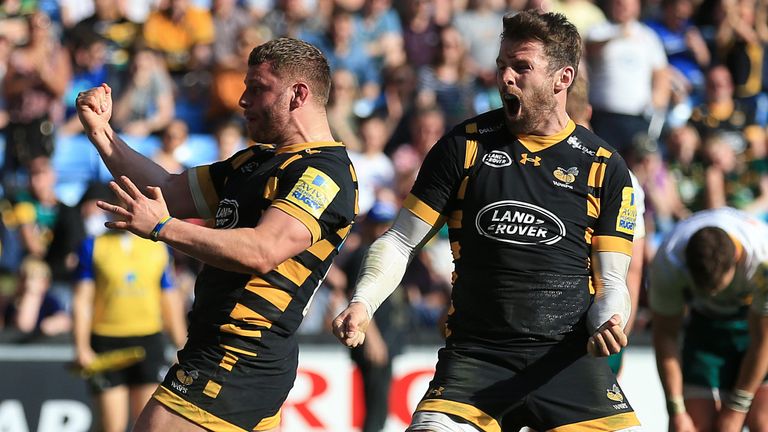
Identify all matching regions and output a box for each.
[554,66,575,93]
[290,83,309,110]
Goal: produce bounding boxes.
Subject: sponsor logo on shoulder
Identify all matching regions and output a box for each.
[553,167,579,189]
[478,123,503,134]
[215,199,240,229]
[616,187,637,235]
[475,200,566,245]
[607,384,629,409]
[568,136,595,156]
[482,150,512,168]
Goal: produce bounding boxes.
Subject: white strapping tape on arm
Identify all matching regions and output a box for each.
[588,251,632,333]
[350,208,438,319]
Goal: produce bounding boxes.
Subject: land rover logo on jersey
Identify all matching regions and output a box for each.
[475,200,566,245]
[482,150,512,168]
[215,199,240,229]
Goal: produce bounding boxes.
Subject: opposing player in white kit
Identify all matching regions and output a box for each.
[650,207,768,432]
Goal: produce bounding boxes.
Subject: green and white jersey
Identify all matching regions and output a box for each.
[649,208,768,318]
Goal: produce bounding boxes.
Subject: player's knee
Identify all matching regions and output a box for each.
[407,411,481,432]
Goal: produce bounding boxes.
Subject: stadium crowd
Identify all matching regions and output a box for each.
[1,0,768,423]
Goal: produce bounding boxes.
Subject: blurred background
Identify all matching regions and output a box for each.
[1,0,767,429]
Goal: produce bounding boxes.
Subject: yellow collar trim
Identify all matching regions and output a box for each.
[276,141,344,155]
[517,120,576,153]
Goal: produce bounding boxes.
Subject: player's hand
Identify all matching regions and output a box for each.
[98,176,171,240]
[75,346,97,369]
[669,411,696,432]
[716,406,748,432]
[332,302,370,348]
[587,314,627,357]
[76,83,113,132]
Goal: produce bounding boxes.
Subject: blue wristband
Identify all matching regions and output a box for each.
[150,216,173,242]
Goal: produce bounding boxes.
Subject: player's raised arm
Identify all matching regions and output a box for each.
[76,84,197,218]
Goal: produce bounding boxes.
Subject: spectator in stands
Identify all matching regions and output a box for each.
[61,29,109,136]
[2,11,70,185]
[213,120,246,161]
[349,113,396,214]
[416,25,478,129]
[379,64,419,149]
[3,257,71,336]
[152,119,190,174]
[142,0,215,76]
[0,35,11,132]
[401,0,443,70]
[68,0,143,97]
[628,134,688,239]
[72,187,186,432]
[111,46,175,137]
[327,68,364,152]
[715,0,768,126]
[262,0,326,39]
[549,0,607,37]
[342,198,409,432]
[14,156,85,307]
[585,0,670,155]
[666,124,707,213]
[210,0,255,71]
[452,0,504,86]
[645,0,711,106]
[703,131,768,218]
[304,7,381,102]
[391,107,445,200]
[689,65,761,155]
[352,0,405,71]
[209,24,272,127]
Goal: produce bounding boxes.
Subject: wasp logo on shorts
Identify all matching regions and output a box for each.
[286,167,340,218]
[475,200,566,245]
[606,384,623,402]
[427,386,445,397]
[172,368,199,394]
[215,199,240,229]
[553,167,579,189]
[482,150,512,168]
[519,153,541,166]
[607,384,629,409]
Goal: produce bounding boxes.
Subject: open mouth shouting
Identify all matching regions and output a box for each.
[503,93,522,119]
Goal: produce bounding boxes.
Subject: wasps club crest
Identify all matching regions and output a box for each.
[606,384,624,402]
[554,167,578,183]
[553,167,578,190]
[176,368,199,385]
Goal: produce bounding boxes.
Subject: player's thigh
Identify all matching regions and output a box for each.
[408,411,483,432]
[747,383,768,431]
[132,398,208,432]
[527,353,640,431]
[683,385,718,432]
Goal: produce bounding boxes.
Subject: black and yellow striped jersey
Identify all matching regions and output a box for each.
[187,141,358,359]
[408,108,636,346]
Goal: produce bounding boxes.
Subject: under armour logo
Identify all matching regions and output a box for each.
[520,153,541,166]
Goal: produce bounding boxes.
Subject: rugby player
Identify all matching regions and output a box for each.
[334,11,642,431]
